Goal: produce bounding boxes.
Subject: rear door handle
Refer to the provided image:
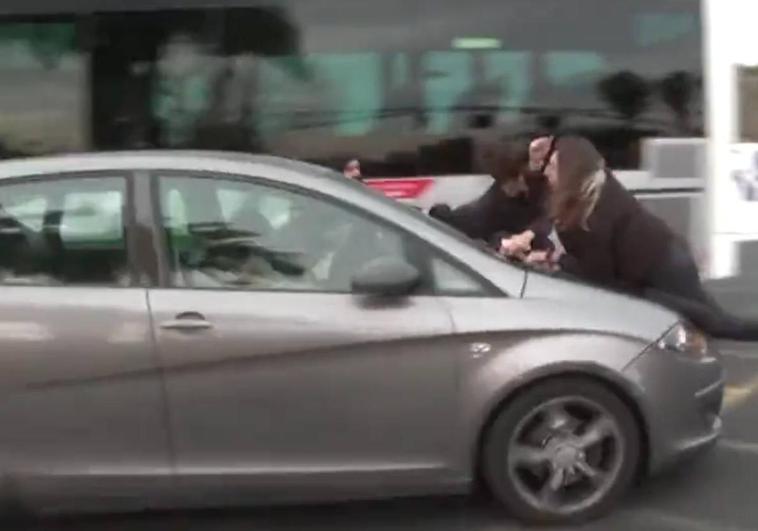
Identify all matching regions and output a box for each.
[160,312,213,331]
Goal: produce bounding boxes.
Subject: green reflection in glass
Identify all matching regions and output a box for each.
[452,37,502,50]
[152,74,211,146]
[257,57,304,136]
[259,53,381,137]
[423,51,472,134]
[390,53,409,90]
[484,52,530,124]
[309,53,381,136]
[0,23,75,69]
[635,13,696,48]
[545,51,606,86]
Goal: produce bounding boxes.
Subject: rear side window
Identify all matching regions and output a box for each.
[0,176,130,287]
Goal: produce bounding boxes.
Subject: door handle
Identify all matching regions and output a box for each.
[160,312,213,331]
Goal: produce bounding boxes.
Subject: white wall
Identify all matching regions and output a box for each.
[723,1,758,67]
[705,0,743,277]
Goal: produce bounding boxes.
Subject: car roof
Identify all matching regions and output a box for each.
[0,150,341,182]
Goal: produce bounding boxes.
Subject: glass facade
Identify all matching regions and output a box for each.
[0,0,703,174]
[0,20,87,156]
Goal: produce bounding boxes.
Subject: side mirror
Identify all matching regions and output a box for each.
[351,257,421,297]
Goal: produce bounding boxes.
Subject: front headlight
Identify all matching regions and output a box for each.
[657,322,710,359]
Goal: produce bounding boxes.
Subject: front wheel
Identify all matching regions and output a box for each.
[483,377,640,525]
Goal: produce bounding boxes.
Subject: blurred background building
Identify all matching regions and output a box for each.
[0,0,754,278]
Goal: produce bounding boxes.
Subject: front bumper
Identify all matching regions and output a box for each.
[623,342,724,473]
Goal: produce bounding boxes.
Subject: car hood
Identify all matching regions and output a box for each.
[520,271,680,343]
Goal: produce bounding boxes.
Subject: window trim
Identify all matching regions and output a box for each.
[0,170,139,289]
[132,169,163,288]
[149,170,502,297]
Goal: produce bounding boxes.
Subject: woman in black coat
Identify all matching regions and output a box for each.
[531,136,758,340]
[430,139,550,251]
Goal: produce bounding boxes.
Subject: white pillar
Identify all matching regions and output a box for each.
[704,0,739,277]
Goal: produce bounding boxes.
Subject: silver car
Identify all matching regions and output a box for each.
[0,152,722,525]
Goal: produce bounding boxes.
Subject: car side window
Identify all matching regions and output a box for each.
[0,176,130,287]
[158,174,488,295]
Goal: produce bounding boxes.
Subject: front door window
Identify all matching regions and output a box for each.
[159,175,422,293]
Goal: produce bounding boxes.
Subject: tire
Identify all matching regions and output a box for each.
[482,377,640,525]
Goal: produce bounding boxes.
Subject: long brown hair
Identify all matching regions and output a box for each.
[549,136,605,229]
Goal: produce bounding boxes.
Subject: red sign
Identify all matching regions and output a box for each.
[365,178,434,199]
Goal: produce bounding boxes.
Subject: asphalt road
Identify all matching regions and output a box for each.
[12,278,758,531]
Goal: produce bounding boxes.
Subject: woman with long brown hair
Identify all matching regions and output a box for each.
[530,135,758,339]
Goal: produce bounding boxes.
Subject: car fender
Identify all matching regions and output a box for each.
[453,331,651,476]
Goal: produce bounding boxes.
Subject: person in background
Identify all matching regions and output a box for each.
[528,135,758,340]
[343,159,362,180]
[430,139,549,250]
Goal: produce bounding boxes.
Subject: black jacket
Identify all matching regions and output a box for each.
[549,172,677,292]
[436,176,549,249]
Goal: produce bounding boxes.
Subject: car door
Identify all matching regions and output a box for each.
[146,172,487,503]
[0,173,170,511]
